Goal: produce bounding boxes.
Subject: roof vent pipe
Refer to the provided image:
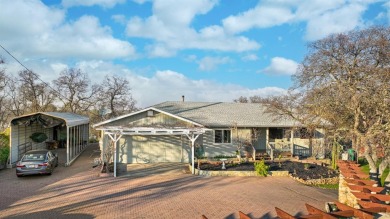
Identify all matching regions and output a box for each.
[182,95,185,102]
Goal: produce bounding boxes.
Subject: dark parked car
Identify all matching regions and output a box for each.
[16,149,58,177]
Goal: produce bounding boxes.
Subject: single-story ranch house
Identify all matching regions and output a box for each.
[93,101,325,176]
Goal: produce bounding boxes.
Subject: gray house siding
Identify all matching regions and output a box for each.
[106,110,192,127]
[201,128,268,158]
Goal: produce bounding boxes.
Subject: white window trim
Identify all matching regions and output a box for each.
[213,129,232,144]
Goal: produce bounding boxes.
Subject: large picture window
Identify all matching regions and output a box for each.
[214,130,231,143]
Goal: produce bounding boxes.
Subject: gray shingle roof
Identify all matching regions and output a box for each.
[152,101,301,128]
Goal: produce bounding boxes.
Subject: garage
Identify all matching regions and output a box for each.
[120,135,188,163]
[93,107,206,176]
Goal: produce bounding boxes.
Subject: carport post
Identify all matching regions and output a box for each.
[66,126,69,166]
[186,133,200,175]
[107,132,122,177]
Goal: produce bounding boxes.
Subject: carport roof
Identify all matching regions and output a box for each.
[11,112,89,127]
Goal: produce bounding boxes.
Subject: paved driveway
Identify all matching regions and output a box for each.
[0,144,337,219]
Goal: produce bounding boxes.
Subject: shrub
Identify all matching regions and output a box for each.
[30,132,48,143]
[254,160,269,177]
[0,146,9,164]
[89,138,99,143]
[0,132,10,165]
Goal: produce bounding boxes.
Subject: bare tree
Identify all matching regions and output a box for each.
[231,123,260,162]
[97,75,136,119]
[233,95,263,103]
[18,70,56,113]
[233,96,248,103]
[53,68,99,114]
[294,26,390,178]
[0,58,11,130]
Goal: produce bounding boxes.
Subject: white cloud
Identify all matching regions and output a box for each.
[304,3,366,41]
[385,1,390,23]
[0,0,135,60]
[133,0,149,4]
[125,0,260,57]
[223,5,294,34]
[262,57,298,75]
[128,70,287,107]
[112,14,127,25]
[198,56,231,71]
[242,54,259,61]
[1,58,287,108]
[47,60,286,107]
[62,0,126,8]
[221,0,377,41]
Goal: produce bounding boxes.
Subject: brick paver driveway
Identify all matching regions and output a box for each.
[0,144,337,219]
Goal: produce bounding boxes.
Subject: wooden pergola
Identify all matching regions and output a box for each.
[95,126,207,177]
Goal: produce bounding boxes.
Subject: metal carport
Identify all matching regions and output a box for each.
[9,112,89,167]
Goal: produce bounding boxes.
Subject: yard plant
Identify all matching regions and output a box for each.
[254,160,269,177]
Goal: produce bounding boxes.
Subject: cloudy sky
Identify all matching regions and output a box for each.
[0,0,389,107]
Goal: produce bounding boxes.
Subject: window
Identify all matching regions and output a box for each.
[214,130,231,143]
[269,128,284,139]
[295,128,314,139]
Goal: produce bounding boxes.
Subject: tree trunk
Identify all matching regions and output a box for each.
[331,139,338,170]
[379,157,389,177]
[364,152,378,182]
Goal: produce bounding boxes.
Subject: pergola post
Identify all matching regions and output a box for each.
[290,128,294,155]
[186,133,200,175]
[107,132,122,177]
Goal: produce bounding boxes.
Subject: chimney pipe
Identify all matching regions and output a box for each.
[182,95,185,102]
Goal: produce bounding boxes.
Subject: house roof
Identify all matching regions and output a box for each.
[92,107,204,128]
[11,112,89,127]
[152,101,301,128]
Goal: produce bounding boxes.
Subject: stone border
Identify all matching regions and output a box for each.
[193,168,339,186]
[194,169,289,177]
[291,176,339,185]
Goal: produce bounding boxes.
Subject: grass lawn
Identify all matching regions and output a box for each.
[359,158,389,186]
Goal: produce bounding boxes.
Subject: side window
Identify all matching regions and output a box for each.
[214,130,231,143]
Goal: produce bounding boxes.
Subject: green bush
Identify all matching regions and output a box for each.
[30,132,48,143]
[254,160,269,177]
[0,132,10,164]
[89,138,99,143]
[0,146,9,164]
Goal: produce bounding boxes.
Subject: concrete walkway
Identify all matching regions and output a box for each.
[0,143,338,219]
[122,163,190,177]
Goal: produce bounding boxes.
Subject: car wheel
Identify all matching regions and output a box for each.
[17,175,22,177]
[55,161,58,167]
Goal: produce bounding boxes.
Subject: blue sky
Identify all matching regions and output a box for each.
[0,0,389,107]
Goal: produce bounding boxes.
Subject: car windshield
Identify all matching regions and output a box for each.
[22,153,46,161]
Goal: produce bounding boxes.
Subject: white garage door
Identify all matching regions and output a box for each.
[130,135,184,163]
